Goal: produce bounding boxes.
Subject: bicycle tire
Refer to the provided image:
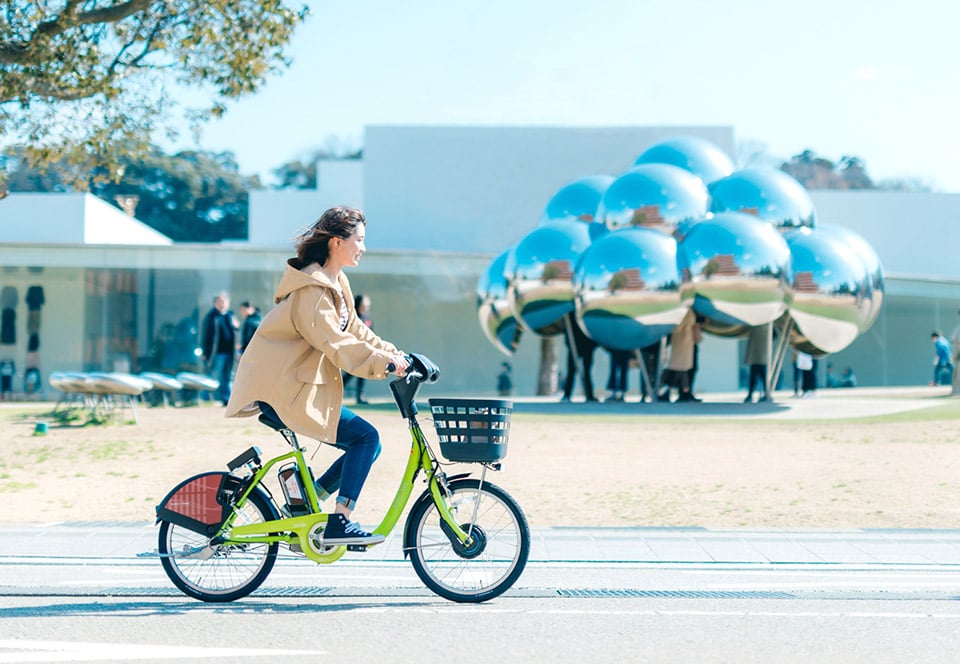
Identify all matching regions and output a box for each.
[159,485,279,602]
[407,478,530,603]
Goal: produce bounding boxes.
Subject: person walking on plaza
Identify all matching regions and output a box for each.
[638,342,659,402]
[743,323,770,403]
[931,330,953,386]
[658,310,702,403]
[560,312,598,402]
[496,361,513,396]
[950,309,960,395]
[795,351,817,397]
[605,348,630,402]
[201,292,239,405]
[226,206,410,545]
[239,301,262,354]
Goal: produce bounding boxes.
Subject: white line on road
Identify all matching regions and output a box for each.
[0,640,317,663]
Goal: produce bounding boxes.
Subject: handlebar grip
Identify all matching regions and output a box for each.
[387,362,396,373]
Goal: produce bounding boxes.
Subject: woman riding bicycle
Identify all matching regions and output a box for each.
[226,206,410,545]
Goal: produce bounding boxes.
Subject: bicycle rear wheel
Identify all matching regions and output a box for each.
[407,478,530,603]
[159,488,278,602]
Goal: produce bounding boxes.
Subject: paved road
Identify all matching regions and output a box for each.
[2,389,957,661]
[3,524,960,662]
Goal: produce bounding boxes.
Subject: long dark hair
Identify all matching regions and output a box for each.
[292,206,366,269]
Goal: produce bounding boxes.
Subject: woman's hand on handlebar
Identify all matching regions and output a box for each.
[388,353,411,376]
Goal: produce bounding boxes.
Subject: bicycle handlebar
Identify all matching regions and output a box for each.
[388,353,440,419]
[387,353,439,384]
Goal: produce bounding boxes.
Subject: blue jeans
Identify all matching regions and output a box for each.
[315,407,382,510]
[935,361,953,385]
[209,352,234,403]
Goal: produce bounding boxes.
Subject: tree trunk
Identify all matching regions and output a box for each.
[537,335,559,396]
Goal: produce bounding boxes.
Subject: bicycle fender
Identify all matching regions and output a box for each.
[401,472,472,558]
[156,472,279,537]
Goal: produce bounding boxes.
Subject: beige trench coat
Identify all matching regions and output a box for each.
[666,310,702,372]
[225,260,400,442]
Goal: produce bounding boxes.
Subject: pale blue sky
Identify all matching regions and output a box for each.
[179,0,960,191]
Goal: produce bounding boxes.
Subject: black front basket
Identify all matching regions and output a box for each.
[428,398,512,463]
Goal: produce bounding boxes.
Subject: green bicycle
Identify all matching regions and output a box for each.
[154,353,530,603]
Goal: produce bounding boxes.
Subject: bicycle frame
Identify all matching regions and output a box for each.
[212,357,478,565]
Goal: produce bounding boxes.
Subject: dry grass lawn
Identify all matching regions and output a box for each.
[2,391,959,529]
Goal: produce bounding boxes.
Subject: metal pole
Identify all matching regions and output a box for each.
[770,316,794,399]
[562,315,585,398]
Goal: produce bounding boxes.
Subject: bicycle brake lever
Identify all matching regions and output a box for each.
[405,370,424,384]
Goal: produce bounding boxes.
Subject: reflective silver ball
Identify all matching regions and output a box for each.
[677,211,792,335]
[477,249,523,355]
[815,224,884,333]
[634,135,735,184]
[596,163,709,233]
[709,167,816,229]
[506,219,605,335]
[539,175,615,226]
[574,227,687,350]
[781,227,872,355]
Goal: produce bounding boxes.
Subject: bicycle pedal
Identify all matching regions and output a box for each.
[346,544,370,552]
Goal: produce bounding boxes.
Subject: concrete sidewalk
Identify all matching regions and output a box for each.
[2,523,960,567]
[510,385,953,421]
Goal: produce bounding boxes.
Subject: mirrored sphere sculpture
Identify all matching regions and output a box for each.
[708,167,816,229]
[781,227,873,356]
[477,249,523,355]
[633,135,735,185]
[506,219,605,335]
[596,163,709,233]
[574,227,687,351]
[677,211,792,336]
[539,175,615,226]
[815,224,884,333]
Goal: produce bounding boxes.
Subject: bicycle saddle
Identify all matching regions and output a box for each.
[256,401,288,432]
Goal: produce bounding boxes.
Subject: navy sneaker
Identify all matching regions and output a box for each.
[323,513,385,546]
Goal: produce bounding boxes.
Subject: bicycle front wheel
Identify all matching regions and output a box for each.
[159,488,278,603]
[407,478,530,603]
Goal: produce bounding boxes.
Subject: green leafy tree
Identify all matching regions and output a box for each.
[5,144,260,241]
[89,148,261,241]
[0,0,308,190]
[781,150,876,190]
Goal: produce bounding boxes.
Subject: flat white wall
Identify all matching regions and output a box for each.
[318,160,363,206]
[247,161,364,248]
[0,193,86,243]
[83,195,172,245]
[363,125,736,253]
[0,193,171,245]
[247,189,327,247]
[810,191,960,279]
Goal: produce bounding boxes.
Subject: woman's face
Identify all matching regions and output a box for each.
[330,226,366,268]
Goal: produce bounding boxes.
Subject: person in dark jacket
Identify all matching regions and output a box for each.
[560,313,597,402]
[201,292,239,405]
[239,301,262,354]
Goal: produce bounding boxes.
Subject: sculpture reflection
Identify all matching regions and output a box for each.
[596,163,709,233]
[634,135,734,184]
[677,211,791,336]
[781,227,872,356]
[477,249,523,355]
[506,219,605,335]
[709,167,816,229]
[539,175,614,226]
[574,228,687,350]
[815,224,884,333]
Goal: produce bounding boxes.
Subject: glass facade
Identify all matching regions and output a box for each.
[0,243,957,401]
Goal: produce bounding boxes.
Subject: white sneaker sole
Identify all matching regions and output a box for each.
[322,534,385,546]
